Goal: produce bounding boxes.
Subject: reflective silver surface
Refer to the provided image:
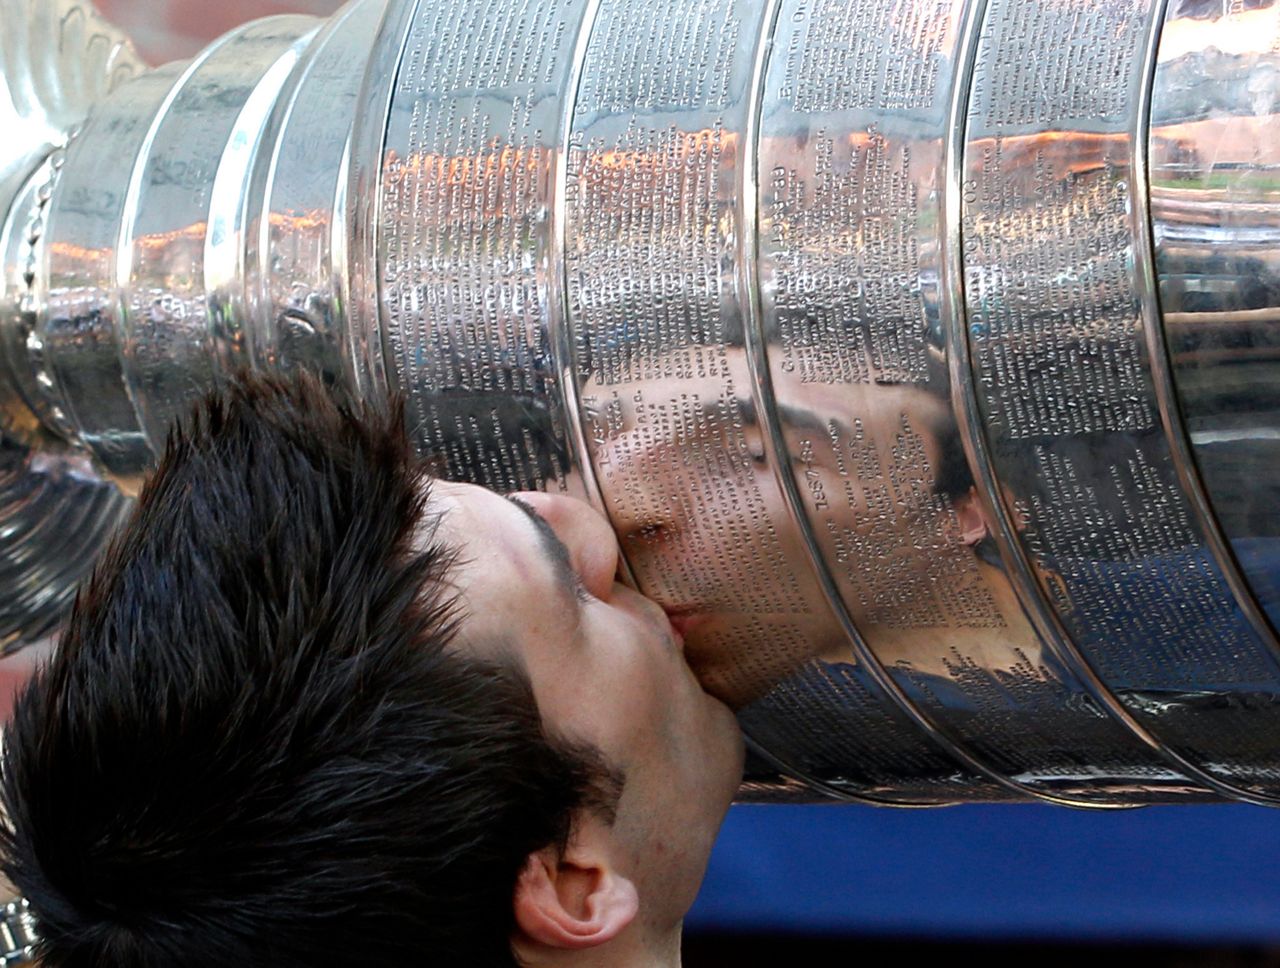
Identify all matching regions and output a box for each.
[1149,0,1280,639]
[3,0,1280,804]
[0,0,139,651]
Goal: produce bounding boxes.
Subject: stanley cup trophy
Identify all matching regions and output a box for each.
[1,0,1279,810]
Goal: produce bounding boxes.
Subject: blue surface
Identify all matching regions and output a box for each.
[686,803,1280,942]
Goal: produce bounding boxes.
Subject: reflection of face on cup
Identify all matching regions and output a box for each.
[579,346,838,706]
[576,340,1042,709]
[769,368,1039,679]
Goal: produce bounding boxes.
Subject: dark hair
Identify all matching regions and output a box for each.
[0,371,621,968]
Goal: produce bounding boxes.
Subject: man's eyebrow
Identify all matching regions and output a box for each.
[504,495,587,606]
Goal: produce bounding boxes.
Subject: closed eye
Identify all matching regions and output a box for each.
[505,495,592,606]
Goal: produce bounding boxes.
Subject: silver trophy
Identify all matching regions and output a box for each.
[1,0,1278,808]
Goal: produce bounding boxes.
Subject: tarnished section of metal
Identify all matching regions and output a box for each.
[4,0,1280,803]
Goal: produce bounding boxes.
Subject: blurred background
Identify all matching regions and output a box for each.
[85,1,1280,963]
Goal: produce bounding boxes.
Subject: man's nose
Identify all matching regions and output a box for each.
[507,491,620,600]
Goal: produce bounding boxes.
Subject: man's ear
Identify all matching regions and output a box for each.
[512,827,638,951]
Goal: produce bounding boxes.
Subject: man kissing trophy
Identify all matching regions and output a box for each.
[2,0,1280,941]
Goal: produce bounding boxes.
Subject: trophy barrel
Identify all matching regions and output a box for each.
[0,0,142,651]
[3,0,1280,806]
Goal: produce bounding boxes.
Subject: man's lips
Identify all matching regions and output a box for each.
[665,610,711,642]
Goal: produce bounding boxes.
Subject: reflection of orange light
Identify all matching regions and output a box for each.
[48,212,332,263]
[589,128,736,173]
[385,128,737,186]
[959,131,1126,149]
[1159,8,1280,61]
[50,223,209,258]
[47,242,110,261]
[268,211,329,232]
[961,130,1128,178]
[134,222,208,250]
[386,143,544,185]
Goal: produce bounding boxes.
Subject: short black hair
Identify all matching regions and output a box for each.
[0,371,621,968]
